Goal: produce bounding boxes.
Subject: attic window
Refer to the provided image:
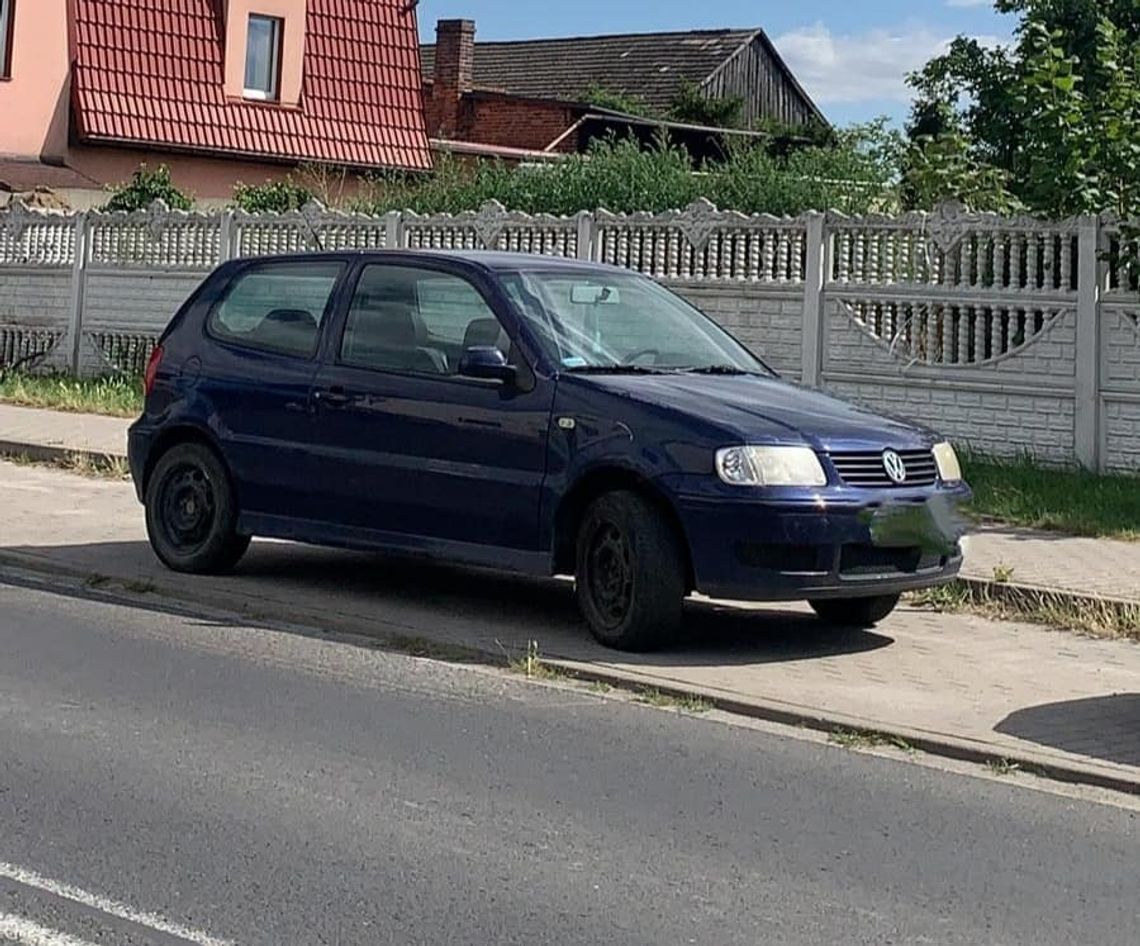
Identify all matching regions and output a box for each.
[0,0,14,80]
[244,14,282,101]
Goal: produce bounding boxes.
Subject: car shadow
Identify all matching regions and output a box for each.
[4,539,894,667]
[995,694,1140,768]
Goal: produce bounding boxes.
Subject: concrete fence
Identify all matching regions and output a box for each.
[1,198,1138,472]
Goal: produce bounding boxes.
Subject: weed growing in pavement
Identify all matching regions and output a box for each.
[505,640,569,681]
[992,563,1015,584]
[986,758,1022,777]
[123,579,157,594]
[632,686,713,714]
[386,635,481,663]
[83,573,112,589]
[587,680,613,694]
[908,581,1140,642]
[2,451,130,481]
[829,728,916,753]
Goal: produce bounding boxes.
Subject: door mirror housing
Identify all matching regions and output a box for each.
[459,346,516,384]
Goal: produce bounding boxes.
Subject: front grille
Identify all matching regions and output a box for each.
[829,448,938,488]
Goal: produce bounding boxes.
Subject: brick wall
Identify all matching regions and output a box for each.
[459,91,579,153]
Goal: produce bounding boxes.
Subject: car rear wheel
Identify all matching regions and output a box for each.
[145,442,250,574]
[809,594,900,628]
[575,491,685,651]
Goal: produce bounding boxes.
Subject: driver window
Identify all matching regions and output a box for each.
[340,265,509,376]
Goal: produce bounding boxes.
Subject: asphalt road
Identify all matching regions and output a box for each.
[0,580,1136,946]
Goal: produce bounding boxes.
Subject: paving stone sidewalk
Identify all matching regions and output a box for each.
[1,402,1138,604]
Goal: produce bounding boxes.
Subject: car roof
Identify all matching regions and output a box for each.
[229,249,626,276]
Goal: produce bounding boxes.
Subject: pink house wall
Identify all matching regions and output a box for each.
[0,0,72,161]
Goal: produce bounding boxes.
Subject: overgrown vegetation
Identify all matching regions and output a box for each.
[581,82,654,117]
[668,78,744,128]
[103,165,193,213]
[0,371,142,417]
[962,452,1140,541]
[357,133,899,217]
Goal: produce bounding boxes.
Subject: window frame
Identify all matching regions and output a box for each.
[0,0,15,81]
[243,13,283,102]
[335,261,528,386]
[205,260,346,361]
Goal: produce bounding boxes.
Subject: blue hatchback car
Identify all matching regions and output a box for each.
[129,250,970,650]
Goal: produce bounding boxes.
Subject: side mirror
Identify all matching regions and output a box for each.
[458,346,516,384]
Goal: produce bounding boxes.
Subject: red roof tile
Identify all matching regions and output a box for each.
[71,0,431,171]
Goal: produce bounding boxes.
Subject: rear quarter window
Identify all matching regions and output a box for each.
[208,262,344,357]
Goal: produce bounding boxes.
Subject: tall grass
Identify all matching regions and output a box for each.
[962,451,1140,541]
[0,372,142,418]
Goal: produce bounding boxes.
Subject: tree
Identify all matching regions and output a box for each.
[905,0,1140,231]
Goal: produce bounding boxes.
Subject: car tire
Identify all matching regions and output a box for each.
[575,490,685,651]
[808,594,900,628]
[145,442,250,575]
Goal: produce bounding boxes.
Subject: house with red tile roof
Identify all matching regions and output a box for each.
[0,0,432,207]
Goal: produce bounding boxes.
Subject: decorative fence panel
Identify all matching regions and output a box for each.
[0,198,1137,471]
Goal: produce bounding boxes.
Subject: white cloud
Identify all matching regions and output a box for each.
[773,23,1002,106]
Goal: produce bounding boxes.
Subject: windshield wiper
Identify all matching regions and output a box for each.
[681,365,753,375]
[566,365,677,375]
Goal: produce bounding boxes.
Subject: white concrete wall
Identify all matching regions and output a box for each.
[0,200,1137,472]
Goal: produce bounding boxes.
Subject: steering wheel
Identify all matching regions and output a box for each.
[623,348,660,366]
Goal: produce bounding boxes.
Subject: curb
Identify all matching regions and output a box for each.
[0,549,1136,798]
[957,575,1140,625]
[0,439,126,468]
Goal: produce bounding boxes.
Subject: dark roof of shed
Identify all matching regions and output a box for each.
[421,28,762,112]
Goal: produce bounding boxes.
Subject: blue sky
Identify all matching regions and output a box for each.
[417,0,1014,126]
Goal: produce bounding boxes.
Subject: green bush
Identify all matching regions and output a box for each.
[233,179,315,213]
[103,165,193,212]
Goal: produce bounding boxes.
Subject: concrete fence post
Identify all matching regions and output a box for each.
[576,212,595,261]
[385,211,403,250]
[800,212,827,387]
[65,212,90,375]
[1074,214,1102,471]
[218,209,236,262]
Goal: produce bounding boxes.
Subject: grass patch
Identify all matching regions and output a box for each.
[985,758,1022,777]
[0,371,143,418]
[961,452,1140,541]
[909,581,1140,641]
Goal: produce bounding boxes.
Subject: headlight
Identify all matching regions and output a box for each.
[715,446,827,487]
[932,442,963,483]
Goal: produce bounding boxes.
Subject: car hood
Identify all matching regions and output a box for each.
[571,373,935,450]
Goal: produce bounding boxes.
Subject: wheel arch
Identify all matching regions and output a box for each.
[553,466,695,591]
[142,424,235,500]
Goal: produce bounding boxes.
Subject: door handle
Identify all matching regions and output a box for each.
[314,388,351,408]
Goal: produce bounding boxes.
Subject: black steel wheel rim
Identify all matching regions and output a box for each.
[586,520,634,628]
[157,463,216,552]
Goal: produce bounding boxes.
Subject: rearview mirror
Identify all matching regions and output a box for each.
[570,284,620,305]
[458,346,516,384]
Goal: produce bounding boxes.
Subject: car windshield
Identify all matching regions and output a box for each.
[500,269,773,375]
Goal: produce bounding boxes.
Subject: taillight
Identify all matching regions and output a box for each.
[144,344,164,397]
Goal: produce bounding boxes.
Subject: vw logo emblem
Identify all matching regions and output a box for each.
[882,449,908,484]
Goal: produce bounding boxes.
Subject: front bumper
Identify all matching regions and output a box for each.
[664,476,972,603]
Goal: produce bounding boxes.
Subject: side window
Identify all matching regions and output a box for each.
[209,262,343,358]
[340,265,508,376]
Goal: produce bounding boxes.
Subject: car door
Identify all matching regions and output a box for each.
[198,258,346,522]
[308,260,555,562]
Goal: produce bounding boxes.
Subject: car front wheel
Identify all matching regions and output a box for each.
[145,442,250,574]
[575,491,685,651]
[808,594,900,628]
